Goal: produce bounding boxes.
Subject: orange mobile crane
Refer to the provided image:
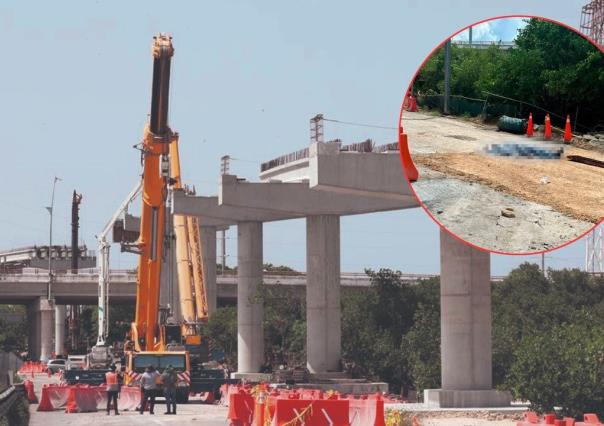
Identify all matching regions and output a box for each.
[122,33,234,403]
[121,33,192,401]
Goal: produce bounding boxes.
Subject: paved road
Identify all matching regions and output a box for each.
[26,373,229,426]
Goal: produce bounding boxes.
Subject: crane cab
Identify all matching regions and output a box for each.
[124,350,191,402]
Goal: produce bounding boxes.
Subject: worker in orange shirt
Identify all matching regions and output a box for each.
[105,364,120,415]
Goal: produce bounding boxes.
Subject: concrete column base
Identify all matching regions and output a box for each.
[230,372,272,382]
[424,389,512,408]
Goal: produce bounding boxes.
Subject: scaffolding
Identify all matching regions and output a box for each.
[586,225,604,274]
[581,0,604,46]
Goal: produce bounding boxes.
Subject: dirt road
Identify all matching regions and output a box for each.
[404,111,602,252]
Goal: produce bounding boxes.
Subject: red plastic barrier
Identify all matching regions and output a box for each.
[37,385,55,411]
[23,380,38,404]
[272,398,349,426]
[117,386,141,411]
[44,385,71,409]
[64,386,99,413]
[349,397,385,426]
[227,390,255,426]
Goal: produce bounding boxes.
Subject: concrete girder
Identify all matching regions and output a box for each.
[218,175,415,216]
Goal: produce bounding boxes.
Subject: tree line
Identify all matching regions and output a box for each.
[413,18,604,130]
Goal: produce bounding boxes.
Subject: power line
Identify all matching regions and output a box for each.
[323,118,397,130]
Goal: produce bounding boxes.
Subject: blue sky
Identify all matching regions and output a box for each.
[0,0,591,275]
[453,17,528,42]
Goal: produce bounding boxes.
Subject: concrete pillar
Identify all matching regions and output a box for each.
[200,225,217,315]
[440,229,491,390]
[54,305,66,356]
[236,222,264,374]
[306,215,341,374]
[424,230,510,407]
[28,298,54,361]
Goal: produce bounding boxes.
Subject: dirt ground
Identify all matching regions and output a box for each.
[404,111,603,252]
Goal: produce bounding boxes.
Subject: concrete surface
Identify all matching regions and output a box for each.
[413,170,592,253]
[405,111,602,253]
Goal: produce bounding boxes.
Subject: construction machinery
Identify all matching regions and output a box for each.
[119,33,234,402]
[89,182,142,369]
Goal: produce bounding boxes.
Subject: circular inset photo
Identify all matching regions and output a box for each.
[399,15,604,254]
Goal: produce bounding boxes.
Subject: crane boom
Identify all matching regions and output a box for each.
[96,181,142,346]
[133,33,175,352]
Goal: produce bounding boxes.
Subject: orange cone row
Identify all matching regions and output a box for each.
[526,112,573,143]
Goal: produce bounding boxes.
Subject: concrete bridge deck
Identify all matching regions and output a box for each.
[0,269,459,305]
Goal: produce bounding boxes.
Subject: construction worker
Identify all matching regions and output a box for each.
[160,364,178,415]
[140,364,160,415]
[105,364,120,415]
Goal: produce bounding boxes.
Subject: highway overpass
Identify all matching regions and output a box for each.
[0,268,451,305]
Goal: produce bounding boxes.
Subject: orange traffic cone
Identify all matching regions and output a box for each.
[526,113,534,137]
[544,114,552,140]
[564,114,572,143]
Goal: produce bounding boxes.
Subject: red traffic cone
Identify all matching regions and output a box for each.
[526,113,534,137]
[564,114,572,143]
[544,114,552,140]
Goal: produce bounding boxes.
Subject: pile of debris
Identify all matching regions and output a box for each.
[575,132,604,153]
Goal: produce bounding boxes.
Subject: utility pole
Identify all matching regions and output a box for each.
[310,114,324,144]
[46,176,61,302]
[220,155,230,274]
[541,253,545,277]
[443,39,452,115]
[70,191,82,351]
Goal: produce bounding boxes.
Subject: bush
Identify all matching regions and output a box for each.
[506,314,604,418]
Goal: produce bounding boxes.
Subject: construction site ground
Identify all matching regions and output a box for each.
[25,374,527,425]
[404,111,603,252]
[27,374,228,426]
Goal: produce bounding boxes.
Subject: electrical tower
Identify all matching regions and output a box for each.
[581,0,604,46]
[586,225,604,274]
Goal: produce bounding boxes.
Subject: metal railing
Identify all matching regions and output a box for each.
[0,385,21,418]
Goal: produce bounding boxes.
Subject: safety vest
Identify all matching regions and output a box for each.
[106,372,119,391]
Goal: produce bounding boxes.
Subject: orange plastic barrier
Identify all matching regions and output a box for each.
[23,380,38,404]
[37,386,55,411]
[18,361,47,374]
[64,385,99,413]
[272,398,349,426]
[398,132,419,182]
[118,386,141,411]
[348,397,385,426]
[227,390,255,426]
[580,413,604,425]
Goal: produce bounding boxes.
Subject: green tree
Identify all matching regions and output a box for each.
[203,307,237,368]
[507,314,604,418]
